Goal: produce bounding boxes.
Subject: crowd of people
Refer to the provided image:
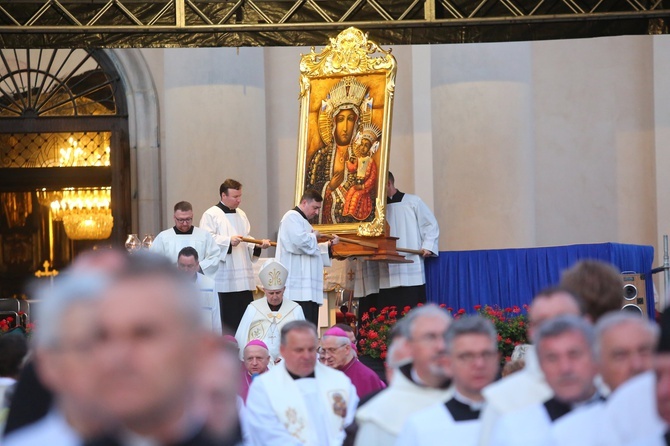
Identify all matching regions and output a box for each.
[0,176,669,446]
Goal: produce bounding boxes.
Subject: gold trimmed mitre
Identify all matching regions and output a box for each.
[259,259,289,291]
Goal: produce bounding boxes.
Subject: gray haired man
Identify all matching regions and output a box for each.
[4,272,112,445]
[397,315,500,446]
[355,304,453,446]
[490,315,600,446]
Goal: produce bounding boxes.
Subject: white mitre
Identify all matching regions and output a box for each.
[259,259,288,291]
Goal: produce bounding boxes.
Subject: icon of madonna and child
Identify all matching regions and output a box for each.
[304,76,384,225]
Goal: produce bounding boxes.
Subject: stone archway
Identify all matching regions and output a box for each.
[106,49,162,236]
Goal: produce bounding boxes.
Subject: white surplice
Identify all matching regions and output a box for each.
[349,257,380,298]
[478,347,552,446]
[354,368,453,446]
[276,209,331,304]
[378,193,439,289]
[550,402,612,446]
[195,273,223,334]
[4,409,82,446]
[149,226,221,277]
[199,205,258,293]
[549,371,664,446]
[245,361,358,446]
[625,431,669,446]
[489,402,553,446]
[604,371,666,445]
[396,401,481,446]
[234,297,305,361]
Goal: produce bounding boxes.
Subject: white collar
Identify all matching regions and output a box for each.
[453,389,486,411]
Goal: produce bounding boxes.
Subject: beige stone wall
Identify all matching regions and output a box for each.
[114,35,668,289]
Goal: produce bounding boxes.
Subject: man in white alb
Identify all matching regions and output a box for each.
[396,315,500,446]
[549,311,658,446]
[378,172,439,309]
[200,179,271,332]
[235,259,305,363]
[177,246,223,334]
[150,201,220,276]
[478,286,584,446]
[246,320,359,445]
[490,315,602,446]
[355,304,453,446]
[276,189,339,326]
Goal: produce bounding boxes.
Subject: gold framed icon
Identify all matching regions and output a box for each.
[294,27,397,236]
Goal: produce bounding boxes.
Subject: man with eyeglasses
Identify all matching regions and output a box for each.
[321,326,386,399]
[151,201,220,276]
[396,315,499,446]
[354,304,452,446]
[200,179,272,332]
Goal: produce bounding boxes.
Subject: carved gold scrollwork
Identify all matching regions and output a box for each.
[299,27,396,87]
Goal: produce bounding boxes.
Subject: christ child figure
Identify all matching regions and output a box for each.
[342,123,381,221]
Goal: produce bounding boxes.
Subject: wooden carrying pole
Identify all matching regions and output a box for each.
[320,234,379,249]
[241,237,277,247]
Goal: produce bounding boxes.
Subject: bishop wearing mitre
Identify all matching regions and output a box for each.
[235,259,305,363]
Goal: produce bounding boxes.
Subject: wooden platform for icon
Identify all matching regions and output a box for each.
[330,233,412,263]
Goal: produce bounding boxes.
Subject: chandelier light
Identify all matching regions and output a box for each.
[35,135,114,241]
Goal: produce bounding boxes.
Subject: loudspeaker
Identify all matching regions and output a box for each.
[621,273,648,316]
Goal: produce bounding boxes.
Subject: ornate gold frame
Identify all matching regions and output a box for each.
[294,27,397,236]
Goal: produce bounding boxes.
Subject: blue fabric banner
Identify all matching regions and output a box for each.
[425,243,655,317]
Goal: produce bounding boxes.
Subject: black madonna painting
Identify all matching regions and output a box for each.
[294,27,397,236]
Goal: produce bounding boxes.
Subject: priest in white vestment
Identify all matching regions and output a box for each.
[199,179,271,332]
[478,287,584,446]
[235,259,305,363]
[355,305,453,446]
[177,246,223,334]
[240,340,271,403]
[396,315,500,446]
[378,172,439,309]
[550,312,659,446]
[150,201,220,277]
[490,316,603,446]
[4,274,111,446]
[276,189,339,326]
[246,320,358,446]
[621,308,670,446]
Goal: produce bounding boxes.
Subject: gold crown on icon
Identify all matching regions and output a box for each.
[358,123,382,142]
[326,76,369,112]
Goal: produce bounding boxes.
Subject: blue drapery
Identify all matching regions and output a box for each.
[425,243,655,316]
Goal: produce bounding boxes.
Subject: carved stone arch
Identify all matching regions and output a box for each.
[105,49,162,235]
